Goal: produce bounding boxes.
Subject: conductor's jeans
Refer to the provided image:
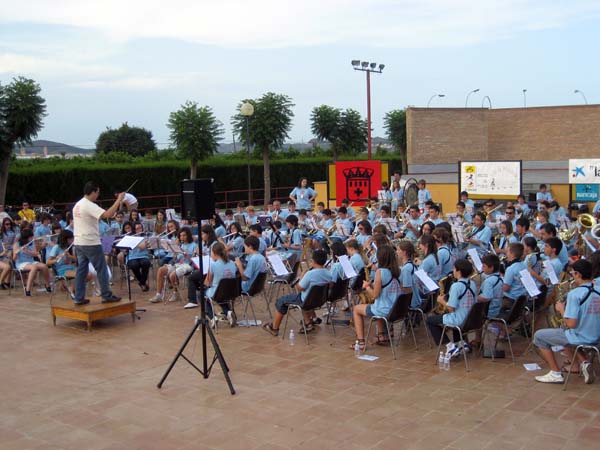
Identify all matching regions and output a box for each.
[75,245,112,302]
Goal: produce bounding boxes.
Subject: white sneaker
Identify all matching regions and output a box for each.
[581,361,595,384]
[535,371,564,384]
[148,293,163,303]
[209,316,217,329]
[184,302,199,309]
[227,310,236,327]
[168,291,181,303]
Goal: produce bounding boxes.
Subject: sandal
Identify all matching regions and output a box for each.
[561,363,580,374]
[298,322,314,334]
[375,332,391,346]
[262,322,279,336]
[350,339,366,350]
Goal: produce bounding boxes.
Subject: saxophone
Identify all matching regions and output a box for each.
[433,275,451,314]
[358,264,376,304]
[548,278,574,328]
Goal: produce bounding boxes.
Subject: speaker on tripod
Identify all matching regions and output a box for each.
[158,178,236,395]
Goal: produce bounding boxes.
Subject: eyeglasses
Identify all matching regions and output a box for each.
[358,227,364,231]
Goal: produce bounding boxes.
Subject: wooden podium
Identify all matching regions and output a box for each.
[51,298,136,331]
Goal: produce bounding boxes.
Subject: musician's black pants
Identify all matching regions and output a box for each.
[427,314,461,345]
[187,270,205,305]
[127,258,151,285]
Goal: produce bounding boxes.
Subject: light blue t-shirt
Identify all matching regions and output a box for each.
[480,273,503,318]
[564,283,600,345]
[399,261,420,308]
[206,259,237,299]
[370,268,402,317]
[48,244,76,276]
[417,189,432,210]
[329,261,345,283]
[214,225,226,238]
[499,234,518,250]
[175,242,197,264]
[405,218,422,240]
[503,261,527,300]
[299,267,332,302]
[242,252,267,292]
[290,187,316,210]
[228,235,245,258]
[288,228,304,255]
[349,253,365,274]
[437,246,454,277]
[34,224,51,238]
[420,253,441,282]
[443,278,477,326]
[470,226,492,249]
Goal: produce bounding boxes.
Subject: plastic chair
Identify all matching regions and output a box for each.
[365,293,415,359]
[209,277,241,331]
[483,295,528,363]
[433,301,490,371]
[238,272,268,326]
[325,277,350,336]
[281,284,329,345]
[563,343,600,391]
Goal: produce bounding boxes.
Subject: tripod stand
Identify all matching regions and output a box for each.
[157,256,235,395]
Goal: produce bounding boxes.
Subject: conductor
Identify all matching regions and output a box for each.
[73,181,124,305]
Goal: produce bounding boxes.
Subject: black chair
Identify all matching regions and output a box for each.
[434,301,490,371]
[267,260,300,306]
[238,272,268,326]
[483,295,528,363]
[209,277,241,330]
[325,277,350,336]
[409,293,436,348]
[281,284,329,345]
[365,293,415,359]
[564,343,600,391]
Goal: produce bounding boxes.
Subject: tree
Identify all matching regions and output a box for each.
[337,108,367,155]
[0,77,46,204]
[167,101,224,179]
[96,122,156,157]
[383,109,407,174]
[310,105,341,159]
[231,92,294,205]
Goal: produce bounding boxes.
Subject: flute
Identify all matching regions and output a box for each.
[55,243,75,265]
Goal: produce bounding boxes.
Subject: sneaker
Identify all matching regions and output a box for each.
[148,293,163,303]
[209,316,217,329]
[448,345,463,359]
[581,361,595,384]
[262,322,279,336]
[94,290,101,297]
[227,310,236,327]
[102,295,121,303]
[168,291,181,303]
[184,302,199,309]
[535,371,564,384]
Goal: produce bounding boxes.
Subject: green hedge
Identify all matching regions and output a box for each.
[7,155,402,207]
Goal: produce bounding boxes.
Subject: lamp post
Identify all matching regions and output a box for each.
[427,93,445,107]
[240,102,254,205]
[522,89,527,108]
[351,60,384,160]
[481,96,492,108]
[574,89,588,105]
[465,88,480,107]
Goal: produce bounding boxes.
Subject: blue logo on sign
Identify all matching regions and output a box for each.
[572,166,585,178]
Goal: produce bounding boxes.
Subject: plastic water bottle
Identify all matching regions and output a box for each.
[289,329,296,346]
[354,340,362,358]
[438,351,445,370]
[443,351,451,371]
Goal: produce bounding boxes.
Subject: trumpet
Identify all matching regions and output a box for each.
[484,203,504,218]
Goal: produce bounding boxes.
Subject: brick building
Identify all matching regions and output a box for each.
[404,104,600,211]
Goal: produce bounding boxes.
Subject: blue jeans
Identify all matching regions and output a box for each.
[75,245,112,301]
[275,293,302,314]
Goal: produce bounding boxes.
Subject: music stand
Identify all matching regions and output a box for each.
[157,178,235,395]
[114,235,147,319]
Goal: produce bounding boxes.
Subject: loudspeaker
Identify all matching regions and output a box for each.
[180,179,215,220]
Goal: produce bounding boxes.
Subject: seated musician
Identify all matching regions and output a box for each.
[455,201,472,224]
[357,207,372,227]
[109,211,125,235]
[34,213,52,239]
[433,228,454,278]
[533,259,600,384]
[515,216,534,243]
[47,229,96,297]
[283,215,303,257]
[401,205,422,241]
[313,202,325,221]
[262,249,331,336]
[479,254,503,319]
[340,198,356,220]
[149,227,197,304]
[396,241,418,307]
[354,220,372,246]
[344,239,366,275]
[494,219,518,260]
[538,223,569,268]
[467,212,492,255]
[529,237,563,303]
[374,205,394,231]
[533,210,550,236]
[523,236,543,287]
[223,209,234,228]
[116,221,134,269]
[483,199,500,222]
[285,201,298,219]
[502,243,527,310]
[427,259,478,350]
[204,242,238,327]
[460,191,475,216]
[268,220,285,250]
[126,222,152,292]
[224,222,245,258]
[212,213,227,238]
[329,241,347,283]
[12,228,52,296]
[351,245,402,349]
[504,205,517,229]
[515,194,531,218]
[235,235,268,295]
[245,206,259,226]
[182,225,218,309]
[248,224,267,255]
[332,207,353,240]
[153,210,166,235]
[428,204,443,226]
[379,181,393,208]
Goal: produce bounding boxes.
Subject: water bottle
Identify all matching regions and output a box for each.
[438,351,445,370]
[443,351,451,371]
[354,340,361,357]
[289,329,296,346]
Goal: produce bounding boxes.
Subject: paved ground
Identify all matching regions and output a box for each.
[1,283,600,450]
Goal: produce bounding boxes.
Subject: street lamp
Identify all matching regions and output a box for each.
[351,59,385,160]
[522,89,527,108]
[240,102,254,205]
[574,89,588,105]
[465,88,480,107]
[427,93,445,107]
[481,96,492,108]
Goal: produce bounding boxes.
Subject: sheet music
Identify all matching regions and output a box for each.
[167,242,183,254]
[267,252,290,277]
[380,218,398,232]
[115,235,145,249]
[543,260,560,285]
[519,269,541,297]
[414,269,438,293]
[467,248,483,272]
[146,237,161,250]
[165,208,177,221]
[336,223,349,237]
[338,255,357,279]
[452,225,465,243]
[191,255,210,274]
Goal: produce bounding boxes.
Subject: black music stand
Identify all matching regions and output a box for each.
[114,237,146,319]
[157,179,235,395]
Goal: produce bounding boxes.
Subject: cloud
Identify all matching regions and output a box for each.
[1,0,599,49]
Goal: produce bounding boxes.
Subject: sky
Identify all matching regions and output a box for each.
[1,0,599,150]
